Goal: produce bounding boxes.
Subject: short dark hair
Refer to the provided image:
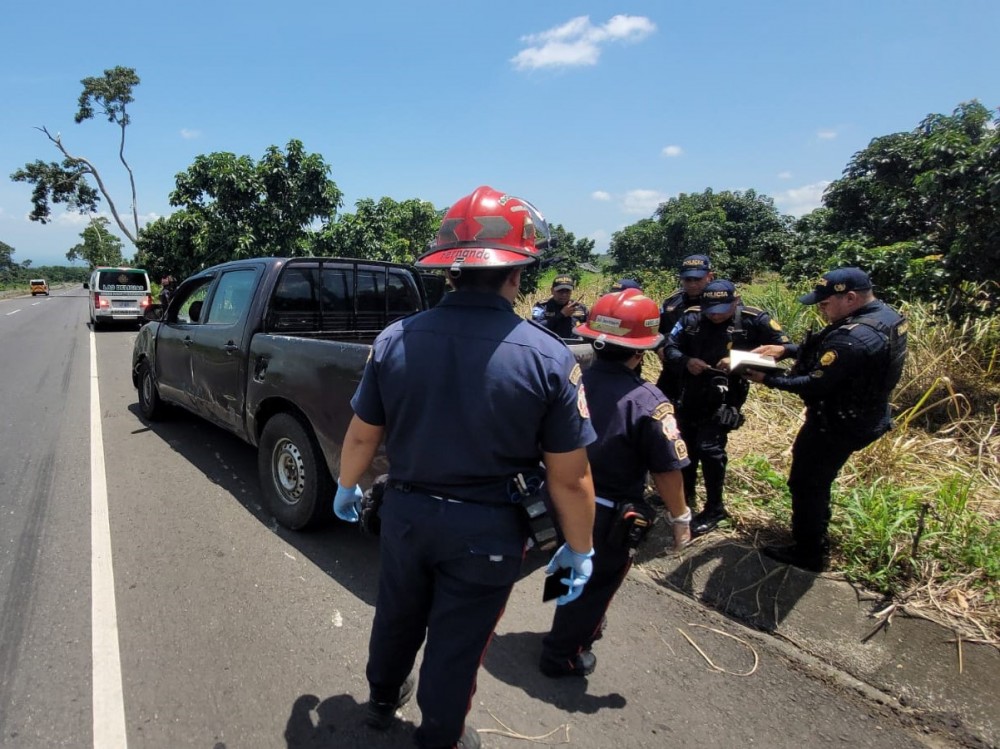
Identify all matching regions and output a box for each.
[448,266,517,292]
[593,342,638,362]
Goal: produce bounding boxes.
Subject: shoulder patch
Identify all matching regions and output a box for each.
[674,437,689,461]
[819,350,837,366]
[810,369,824,378]
[569,363,582,386]
[661,413,681,440]
[577,384,590,419]
[769,318,783,331]
[652,402,674,421]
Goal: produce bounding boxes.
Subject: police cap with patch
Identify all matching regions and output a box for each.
[552,275,575,291]
[701,279,737,314]
[679,254,712,279]
[798,267,872,305]
[611,278,642,292]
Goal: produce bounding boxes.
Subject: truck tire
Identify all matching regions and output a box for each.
[137,361,167,421]
[258,412,333,530]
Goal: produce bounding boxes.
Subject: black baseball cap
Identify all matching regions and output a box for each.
[798,267,872,305]
[552,275,575,291]
[679,254,712,279]
[701,280,737,314]
[611,278,642,291]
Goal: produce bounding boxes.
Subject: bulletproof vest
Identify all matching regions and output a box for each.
[843,308,908,400]
[677,307,748,413]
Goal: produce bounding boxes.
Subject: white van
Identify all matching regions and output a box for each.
[85,266,153,328]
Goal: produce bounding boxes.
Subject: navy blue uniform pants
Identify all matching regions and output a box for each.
[788,418,877,548]
[366,489,525,749]
[541,505,631,668]
[677,415,729,511]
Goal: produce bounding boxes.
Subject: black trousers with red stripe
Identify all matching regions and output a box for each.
[367,489,526,749]
[541,504,632,670]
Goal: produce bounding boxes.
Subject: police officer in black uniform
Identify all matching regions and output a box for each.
[531,275,588,338]
[540,289,691,678]
[745,268,908,571]
[664,279,792,535]
[656,254,715,400]
[334,186,598,749]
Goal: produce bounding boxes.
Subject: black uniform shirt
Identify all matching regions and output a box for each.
[764,299,907,436]
[531,297,588,339]
[664,304,791,415]
[352,290,597,505]
[583,360,689,505]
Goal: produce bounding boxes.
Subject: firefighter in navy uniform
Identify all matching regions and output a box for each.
[532,275,588,338]
[333,186,598,749]
[664,279,792,535]
[656,254,715,401]
[540,289,692,678]
[746,268,908,572]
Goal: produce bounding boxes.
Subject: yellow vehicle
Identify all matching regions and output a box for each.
[30,278,50,296]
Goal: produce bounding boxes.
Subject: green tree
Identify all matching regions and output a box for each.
[820,100,1000,313]
[136,140,342,279]
[315,196,440,263]
[66,217,125,268]
[518,223,598,296]
[609,188,792,283]
[10,66,142,244]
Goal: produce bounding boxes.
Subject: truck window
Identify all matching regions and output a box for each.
[98,270,149,292]
[174,281,212,324]
[320,267,353,331]
[356,271,384,331]
[205,269,256,326]
[386,270,421,320]
[271,267,320,332]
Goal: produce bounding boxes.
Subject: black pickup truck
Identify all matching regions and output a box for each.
[132,256,593,531]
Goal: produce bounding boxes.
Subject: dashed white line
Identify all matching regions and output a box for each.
[5,309,21,315]
[91,330,129,748]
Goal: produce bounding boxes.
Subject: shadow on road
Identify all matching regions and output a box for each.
[283,692,418,749]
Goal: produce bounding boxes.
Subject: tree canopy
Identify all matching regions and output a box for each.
[314,196,440,264]
[65,217,125,268]
[135,139,342,279]
[609,188,792,284]
[817,100,999,314]
[10,66,142,244]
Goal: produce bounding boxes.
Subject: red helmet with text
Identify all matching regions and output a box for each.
[575,289,663,350]
[416,185,551,271]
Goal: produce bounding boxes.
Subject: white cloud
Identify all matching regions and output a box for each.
[180,128,201,139]
[817,129,838,140]
[661,145,683,157]
[591,190,612,201]
[512,14,656,71]
[774,181,831,217]
[623,189,668,215]
[777,171,793,180]
[53,211,96,226]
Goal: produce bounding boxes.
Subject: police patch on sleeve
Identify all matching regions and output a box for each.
[661,413,681,440]
[819,350,837,366]
[769,318,783,331]
[652,402,674,421]
[569,363,582,386]
[577,384,590,419]
[674,437,689,461]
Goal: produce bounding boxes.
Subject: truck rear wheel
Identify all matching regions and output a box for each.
[137,361,167,421]
[258,412,333,530]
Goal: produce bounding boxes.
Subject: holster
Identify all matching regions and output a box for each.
[606,499,658,551]
[359,474,389,536]
[713,404,745,430]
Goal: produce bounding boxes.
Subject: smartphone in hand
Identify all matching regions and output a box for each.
[543,573,571,602]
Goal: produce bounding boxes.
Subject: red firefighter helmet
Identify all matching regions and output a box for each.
[416,185,551,270]
[575,289,663,350]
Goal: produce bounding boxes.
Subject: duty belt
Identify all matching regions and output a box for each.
[387,480,509,507]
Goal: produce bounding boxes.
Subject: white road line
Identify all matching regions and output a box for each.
[5,309,21,315]
[91,331,129,748]
[32,302,41,306]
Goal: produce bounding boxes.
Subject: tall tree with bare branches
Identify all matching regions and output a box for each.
[10,66,142,244]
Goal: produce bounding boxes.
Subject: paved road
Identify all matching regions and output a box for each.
[0,288,958,748]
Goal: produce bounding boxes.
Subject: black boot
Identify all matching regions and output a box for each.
[761,542,828,572]
[539,650,597,678]
[366,672,415,730]
[691,506,728,536]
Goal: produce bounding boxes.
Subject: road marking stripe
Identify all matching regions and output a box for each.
[5,309,20,315]
[91,330,129,748]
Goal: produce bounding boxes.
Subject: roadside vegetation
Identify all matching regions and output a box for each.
[523,272,999,644]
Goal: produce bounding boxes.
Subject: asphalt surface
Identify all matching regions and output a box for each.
[0,287,982,748]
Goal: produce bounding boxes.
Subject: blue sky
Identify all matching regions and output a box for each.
[2,1,998,267]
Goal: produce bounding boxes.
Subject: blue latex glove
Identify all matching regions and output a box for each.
[333,481,363,522]
[545,543,595,605]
